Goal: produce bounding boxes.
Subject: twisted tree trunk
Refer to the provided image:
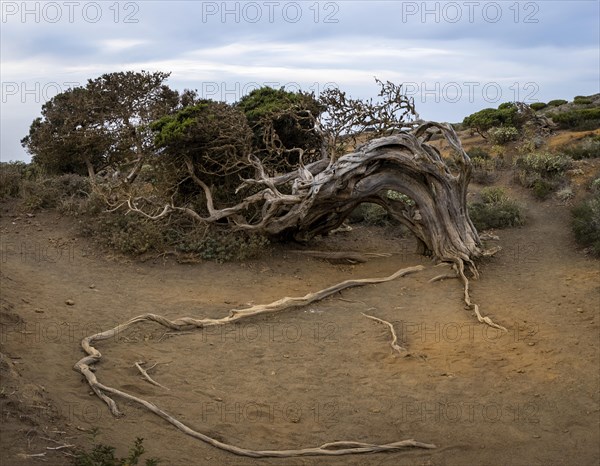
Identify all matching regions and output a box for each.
[127,122,485,274]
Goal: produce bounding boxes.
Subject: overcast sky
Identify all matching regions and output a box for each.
[1,0,599,162]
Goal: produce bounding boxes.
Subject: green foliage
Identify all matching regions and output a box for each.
[488,126,519,145]
[514,151,572,200]
[463,104,518,137]
[573,96,593,105]
[151,100,254,205]
[468,187,525,230]
[79,207,269,261]
[467,147,490,159]
[548,99,568,107]
[21,174,90,210]
[470,157,498,185]
[529,102,547,111]
[0,161,33,199]
[572,192,600,256]
[174,227,269,262]
[514,151,572,179]
[236,87,324,168]
[349,203,390,226]
[73,436,159,466]
[22,71,177,176]
[547,108,600,130]
[530,178,557,200]
[558,134,600,160]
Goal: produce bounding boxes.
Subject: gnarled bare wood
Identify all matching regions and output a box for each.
[74,266,436,458]
[125,123,487,278]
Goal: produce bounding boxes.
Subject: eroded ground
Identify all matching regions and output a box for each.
[1,179,599,466]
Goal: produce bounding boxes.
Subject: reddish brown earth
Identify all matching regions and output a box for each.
[1,172,599,465]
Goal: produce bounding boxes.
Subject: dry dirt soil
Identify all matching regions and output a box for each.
[1,171,599,465]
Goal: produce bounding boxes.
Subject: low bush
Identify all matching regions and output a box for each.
[73,436,160,466]
[471,157,498,184]
[547,108,600,130]
[0,162,28,199]
[467,147,491,159]
[571,192,600,256]
[573,96,593,105]
[488,126,519,145]
[514,151,572,179]
[79,209,269,262]
[559,134,600,160]
[514,152,572,200]
[529,102,548,111]
[21,174,90,210]
[548,99,568,107]
[468,187,525,230]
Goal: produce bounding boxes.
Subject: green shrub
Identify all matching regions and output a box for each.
[572,193,600,256]
[468,187,525,230]
[488,126,519,145]
[467,147,491,159]
[547,108,600,130]
[514,152,572,179]
[22,174,90,210]
[548,99,568,107]
[80,209,269,261]
[462,104,521,136]
[559,134,600,160]
[531,178,557,200]
[471,157,498,184]
[573,96,593,105]
[529,102,547,111]
[73,436,159,466]
[0,161,28,199]
[514,152,572,199]
[174,227,269,262]
[349,203,390,226]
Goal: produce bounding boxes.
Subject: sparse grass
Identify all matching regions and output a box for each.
[22,174,91,210]
[558,134,600,160]
[514,151,573,199]
[548,108,600,130]
[488,126,519,145]
[572,192,600,256]
[469,187,525,230]
[79,209,269,262]
[73,434,160,466]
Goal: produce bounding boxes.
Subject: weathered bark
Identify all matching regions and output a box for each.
[127,122,484,273]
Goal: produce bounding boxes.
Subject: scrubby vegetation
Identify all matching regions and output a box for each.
[468,187,525,230]
[571,176,600,256]
[73,435,160,466]
[8,74,600,261]
[558,134,600,160]
[514,151,573,199]
[530,102,548,111]
[548,99,568,107]
[547,108,600,130]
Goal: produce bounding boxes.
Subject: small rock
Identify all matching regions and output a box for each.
[65,299,75,306]
[528,342,535,346]
[577,308,584,313]
[89,284,96,289]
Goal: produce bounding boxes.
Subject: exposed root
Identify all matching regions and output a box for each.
[74,260,505,458]
[456,260,507,332]
[134,361,169,390]
[74,265,435,458]
[290,250,391,263]
[428,273,459,283]
[361,311,406,354]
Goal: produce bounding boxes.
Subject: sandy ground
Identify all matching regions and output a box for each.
[0,174,599,466]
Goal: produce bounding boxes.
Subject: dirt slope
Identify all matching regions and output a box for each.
[0,181,598,465]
